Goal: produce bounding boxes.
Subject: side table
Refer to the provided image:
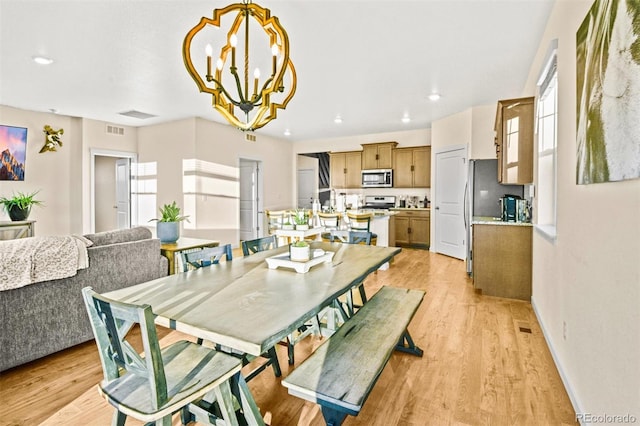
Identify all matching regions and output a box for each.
[160,237,220,275]
[0,220,36,240]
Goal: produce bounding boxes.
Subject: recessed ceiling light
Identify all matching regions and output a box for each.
[428,93,441,101]
[284,129,291,136]
[401,114,411,124]
[334,115,343,124]
[32,55,54,65]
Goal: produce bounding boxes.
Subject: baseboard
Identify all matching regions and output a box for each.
[531,296,585,425]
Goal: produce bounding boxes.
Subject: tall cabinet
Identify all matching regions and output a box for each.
[330,151,362,188]
[393,146,431,188]
[494,97,534,184]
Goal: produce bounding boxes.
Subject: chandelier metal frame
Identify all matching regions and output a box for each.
[183,0,296,131]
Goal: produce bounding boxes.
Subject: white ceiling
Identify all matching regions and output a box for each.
[0,0,554,142]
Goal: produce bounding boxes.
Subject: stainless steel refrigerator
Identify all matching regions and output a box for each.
[464,159,523,274]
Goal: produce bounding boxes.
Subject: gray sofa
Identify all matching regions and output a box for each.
[0,227,168,372]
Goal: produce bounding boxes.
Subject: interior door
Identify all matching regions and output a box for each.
[115,158,130,230]
[297,168,316,209]
[434,147,467,259]
[239,159,260,241]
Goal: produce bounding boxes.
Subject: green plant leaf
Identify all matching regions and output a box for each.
[0,190,43,211]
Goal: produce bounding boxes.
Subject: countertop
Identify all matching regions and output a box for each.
[390,207,430,211]
[345,209,397,218]
[472,216,533,227]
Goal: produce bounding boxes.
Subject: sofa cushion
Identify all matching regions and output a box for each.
[84,227,152,247]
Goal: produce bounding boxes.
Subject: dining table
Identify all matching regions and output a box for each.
[104,241,401,359]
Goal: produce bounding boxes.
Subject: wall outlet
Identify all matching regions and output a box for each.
[563,321,567,341]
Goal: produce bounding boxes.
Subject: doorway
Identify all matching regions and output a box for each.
[434,145,467,259]
[239,158,263,241]
[91,149,137,233]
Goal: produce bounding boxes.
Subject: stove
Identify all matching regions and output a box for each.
[363,195,396,210]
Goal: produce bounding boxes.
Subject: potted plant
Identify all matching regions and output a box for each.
[293,208,309,230]
[149,201,190,243]
[282,218,294,230]
[0,190,43,221]
[289,240,310,262]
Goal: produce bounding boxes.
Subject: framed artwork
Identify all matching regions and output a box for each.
[0,124,28,181]
[576,0,640,184]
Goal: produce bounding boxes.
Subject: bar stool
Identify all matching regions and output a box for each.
[345,212,377,245]
[318,212,342,241]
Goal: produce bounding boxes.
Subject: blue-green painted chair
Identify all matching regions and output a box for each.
[81,286,263,426]
[180,244,233,271]
[241,235,278,256]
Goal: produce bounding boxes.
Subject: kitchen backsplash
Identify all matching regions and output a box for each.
[330,187,431,208]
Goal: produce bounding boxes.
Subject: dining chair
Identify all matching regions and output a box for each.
[181,243,282,381]
[329,230,373,316]
[180,244,233,272]
[81,286,263,426]
[241,235,278,256]
[265,210,287,234]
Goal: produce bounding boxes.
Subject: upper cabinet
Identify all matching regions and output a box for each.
[361,142,397,169]
[494,97,534,184]
[330,151,362,189]
[393,146,431,188]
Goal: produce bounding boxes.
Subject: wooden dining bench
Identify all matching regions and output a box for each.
[282,286,425,426]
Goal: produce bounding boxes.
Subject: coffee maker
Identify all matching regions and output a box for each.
[500,194,521,222]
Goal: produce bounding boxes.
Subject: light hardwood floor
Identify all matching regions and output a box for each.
[0,249,577,425]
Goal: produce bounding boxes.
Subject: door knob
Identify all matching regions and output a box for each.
[435,206,440,210]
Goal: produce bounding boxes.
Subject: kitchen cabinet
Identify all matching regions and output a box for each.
[330,151,362,188]
[494,97,534,184]
[361,142,397,170]
[393,146,431,188]
[472,223,532,300]
[393,209,429,248]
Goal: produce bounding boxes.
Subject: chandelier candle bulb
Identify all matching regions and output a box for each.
[272,44,278,75]
[253,68,260,97]
[205,44,213,77]
[230,34,237,67]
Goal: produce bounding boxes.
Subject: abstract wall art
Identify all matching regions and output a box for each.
[0,124,28,181]
[576,0,640,184]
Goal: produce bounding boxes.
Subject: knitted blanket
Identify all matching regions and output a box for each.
[0,235,90,291]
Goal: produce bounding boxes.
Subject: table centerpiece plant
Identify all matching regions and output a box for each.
[149,201,189,243]
[289,240,310,262]
[0,190,43,221]
[293,208,309,230]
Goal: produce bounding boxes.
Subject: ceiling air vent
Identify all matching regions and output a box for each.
[106,124,125,136]
[245,132,256,142]
[118,110,157,120]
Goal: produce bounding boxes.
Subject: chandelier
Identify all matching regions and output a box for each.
[183,0,296,131]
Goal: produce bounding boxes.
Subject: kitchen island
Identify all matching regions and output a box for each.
[344,209,397,248]
[471,217,533,300]
[390,207,430,248]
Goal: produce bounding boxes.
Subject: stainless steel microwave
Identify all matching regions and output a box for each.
[361,169,393,188]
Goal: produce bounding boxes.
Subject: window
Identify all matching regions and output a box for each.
[535,42,558,240]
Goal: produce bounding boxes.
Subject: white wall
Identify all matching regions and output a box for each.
[524,1,640,421]
[137,117,294,246]
[293,128,430,154]
[0,107,76,234]
[0,106,295,245]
